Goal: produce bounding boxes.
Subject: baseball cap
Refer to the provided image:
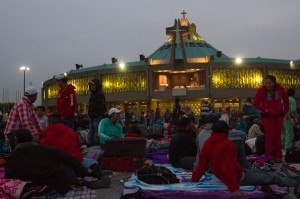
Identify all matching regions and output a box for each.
[108,108,122,116]
[24,86,38,96]
[54,74,67,81]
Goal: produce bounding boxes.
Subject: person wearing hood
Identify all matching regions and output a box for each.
[55,74,77,129]
[40,113,109,179]
[169,115,197,170]
[192,120,300,197]
[194,113,248,169]
[40,113,83,161]
[88,78,106,146]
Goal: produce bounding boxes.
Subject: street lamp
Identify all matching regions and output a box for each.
[20,66,30,95]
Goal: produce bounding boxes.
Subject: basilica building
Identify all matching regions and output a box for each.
[42,11,300,115]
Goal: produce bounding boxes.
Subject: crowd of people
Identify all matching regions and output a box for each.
[1,74,300,197]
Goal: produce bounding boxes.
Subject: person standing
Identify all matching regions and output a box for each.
[87,78,106,146]
[253,75,289,163]
[154,108,161,122]
[140,111,145,124]
[200,101,211,120]
[55,74,76,129]
[282,88,298,150]
[172,97,181,127]
[4,86,42,149]
[163,109,171,123]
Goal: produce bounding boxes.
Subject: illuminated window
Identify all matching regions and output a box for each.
[159,75,168,86]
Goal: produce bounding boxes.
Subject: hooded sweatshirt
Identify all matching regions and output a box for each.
[253,83,289,117]
[88,78,106,119]
[192,132,243,193]
[40,123,83,161]
[57,84,76,118]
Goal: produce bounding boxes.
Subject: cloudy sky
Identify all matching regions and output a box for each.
[0,0,299,104]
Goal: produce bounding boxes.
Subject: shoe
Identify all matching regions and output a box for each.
[101,170,113,176]
[274,158,282,163]
[88,170,102,179]
[294,183,300,198]
[84,176,111,189]
[280,167,289,177]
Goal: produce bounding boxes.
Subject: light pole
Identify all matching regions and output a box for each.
[20,66,30,95]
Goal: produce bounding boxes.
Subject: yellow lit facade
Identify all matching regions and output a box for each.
[102,72,146,93]
[212,68,263,89]
[269,69,300,88]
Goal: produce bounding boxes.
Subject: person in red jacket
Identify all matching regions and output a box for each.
[40,113,83,161]
[40,113,108,179]
[55,74,77,129]
[192,120,300,197]
[253,75,289,163]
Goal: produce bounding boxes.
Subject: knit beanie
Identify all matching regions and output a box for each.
[212,120,229,134]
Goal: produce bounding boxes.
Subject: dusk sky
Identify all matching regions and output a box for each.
[1,0,299,105]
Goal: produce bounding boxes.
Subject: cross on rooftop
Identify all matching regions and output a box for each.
[181,10,187,19]
[166,20,189,44]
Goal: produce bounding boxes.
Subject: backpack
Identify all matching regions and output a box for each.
[137,165,179,185]
[285,147,300,163]
[255,135,265,155]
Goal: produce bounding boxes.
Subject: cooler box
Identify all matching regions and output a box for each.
[102,137,146,171]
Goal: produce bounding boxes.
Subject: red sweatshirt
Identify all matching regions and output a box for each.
[192,132,243,193]
[57,84,76,118]
[40,123,83,161]
[253,83,289,117]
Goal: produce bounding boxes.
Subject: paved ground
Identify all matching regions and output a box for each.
[98,171,132,199]
[98,162,298,199]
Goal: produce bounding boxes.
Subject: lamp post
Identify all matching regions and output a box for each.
[20,66,30,95]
